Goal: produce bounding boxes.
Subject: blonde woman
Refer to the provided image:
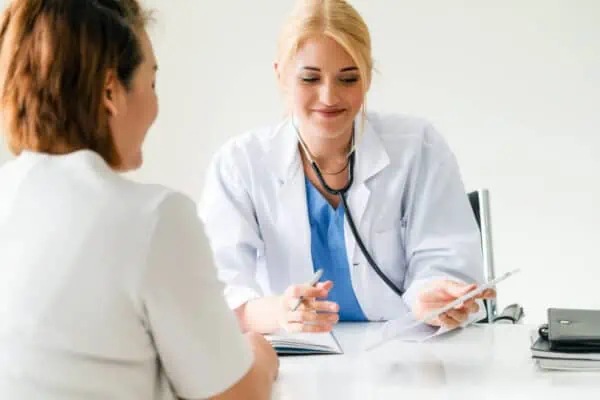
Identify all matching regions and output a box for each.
[200,0,494,334]
[0,0,277,398]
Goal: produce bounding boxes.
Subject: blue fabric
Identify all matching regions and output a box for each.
[305,177,367,322]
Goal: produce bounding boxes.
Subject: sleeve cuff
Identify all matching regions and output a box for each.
[225,285,263,310]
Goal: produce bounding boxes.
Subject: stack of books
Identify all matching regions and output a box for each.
[530,308,600,371]
[531,331,600,370]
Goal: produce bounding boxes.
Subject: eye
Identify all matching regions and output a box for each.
[152,81,156,90]
[300,76,320,83]
[339,76,359,85]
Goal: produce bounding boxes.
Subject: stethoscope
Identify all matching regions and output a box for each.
[293,120,405,298]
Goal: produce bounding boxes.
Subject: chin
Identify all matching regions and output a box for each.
[311,120,353,139]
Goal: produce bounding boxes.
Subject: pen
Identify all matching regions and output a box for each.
[291,269,324,311]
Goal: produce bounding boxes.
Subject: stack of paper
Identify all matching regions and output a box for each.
[264,331,343,355]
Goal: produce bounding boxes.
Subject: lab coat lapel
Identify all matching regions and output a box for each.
[344,116,390,263]
[266,120,315,285]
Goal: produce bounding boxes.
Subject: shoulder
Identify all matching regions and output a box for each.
[366,111,452,159]
[205,120,292,189]
[367,113,447,155]
[114,179,195,224]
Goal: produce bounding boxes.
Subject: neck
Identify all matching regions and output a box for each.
[297,125,353,171]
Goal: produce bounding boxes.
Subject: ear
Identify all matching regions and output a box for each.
[274,61,282,82]
[103,70,126,117]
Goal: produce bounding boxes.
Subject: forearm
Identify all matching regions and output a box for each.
[209,358,275,400]
[235,296,282,334]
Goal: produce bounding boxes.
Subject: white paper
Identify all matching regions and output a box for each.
[265,331,342,354]
[364,312,450,351]
[365,269,522,351]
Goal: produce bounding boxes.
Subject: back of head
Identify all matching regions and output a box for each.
[277,0,373,95]
[0,0,151,167]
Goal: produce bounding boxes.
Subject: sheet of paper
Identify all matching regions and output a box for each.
[364,312,450,351]
[365,269,522,351]
[265,331,342,354]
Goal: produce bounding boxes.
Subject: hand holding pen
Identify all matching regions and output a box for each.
[278,269,340,333]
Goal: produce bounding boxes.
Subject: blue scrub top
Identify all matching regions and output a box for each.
[305,177,367,321]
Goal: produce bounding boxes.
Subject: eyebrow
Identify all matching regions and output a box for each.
[300,66,359,72]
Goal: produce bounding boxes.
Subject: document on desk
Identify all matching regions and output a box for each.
[364,312,450,352]
[365,269,521,352]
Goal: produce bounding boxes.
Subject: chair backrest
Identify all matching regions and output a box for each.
[467,189,498,322]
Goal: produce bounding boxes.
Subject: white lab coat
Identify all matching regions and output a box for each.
[199,112,485,322]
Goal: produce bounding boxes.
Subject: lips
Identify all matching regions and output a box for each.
[313,108,346,118]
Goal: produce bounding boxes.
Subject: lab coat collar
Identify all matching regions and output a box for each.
[267,114,390,185]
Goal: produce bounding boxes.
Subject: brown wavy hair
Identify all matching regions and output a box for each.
[0,0,152,167]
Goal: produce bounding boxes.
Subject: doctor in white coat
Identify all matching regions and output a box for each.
[200,0,494,334]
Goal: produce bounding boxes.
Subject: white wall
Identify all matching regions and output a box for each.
[0,137,8,164]
[2,0,599,323]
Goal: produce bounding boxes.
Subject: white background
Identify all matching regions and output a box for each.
[1,1,599,324]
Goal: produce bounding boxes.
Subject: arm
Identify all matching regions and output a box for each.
[199,147,338,334]
[234,296,283,334]
[198,146,265,315]
[401,124,487,322]
[141,193,277,400]
[209,333,277,400]
[236,282,339,334]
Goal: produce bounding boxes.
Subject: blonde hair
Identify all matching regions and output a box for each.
[277,0,373,125]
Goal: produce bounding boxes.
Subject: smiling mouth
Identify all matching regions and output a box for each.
[313,109,346,118]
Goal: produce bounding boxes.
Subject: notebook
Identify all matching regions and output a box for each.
[264,331,343,355]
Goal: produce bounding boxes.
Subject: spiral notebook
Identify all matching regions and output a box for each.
[264,331,343,355]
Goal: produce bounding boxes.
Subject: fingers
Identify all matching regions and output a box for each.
[466,300,480,314]
[420,281,476,304]
[280,285,340,333]
[286,285,327,300]
[455,298,478,311]
[442,282,477,298]
[446,308,469,324]
[287,310,339,325]
[285,280,334,301]
[475,288,496,300]
[307,299,339,313]
[440,300,481,329]
[315,281,333,292]
[438,313,461,329]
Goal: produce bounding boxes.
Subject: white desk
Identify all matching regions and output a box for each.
[273,323,600,399]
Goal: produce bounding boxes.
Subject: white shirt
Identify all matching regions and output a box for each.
[0,150,252,399]
[200,112,486,322]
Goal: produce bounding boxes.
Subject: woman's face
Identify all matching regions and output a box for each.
[105,30,158,171]
[278,35,365,141]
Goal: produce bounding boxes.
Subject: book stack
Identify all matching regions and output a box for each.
[531,332,600,371]
[531,308,600,371]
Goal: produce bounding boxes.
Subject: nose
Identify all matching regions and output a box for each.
[318,81,339,106]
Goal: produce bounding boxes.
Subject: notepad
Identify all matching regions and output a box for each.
[264,331,343,355]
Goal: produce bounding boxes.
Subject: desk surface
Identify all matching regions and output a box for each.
[273,323,600,399]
